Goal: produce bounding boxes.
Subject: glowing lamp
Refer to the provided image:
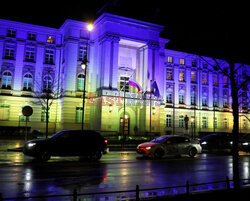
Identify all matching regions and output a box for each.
[87,24,94,31]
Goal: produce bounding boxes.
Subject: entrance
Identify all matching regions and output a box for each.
[120,115,130,136]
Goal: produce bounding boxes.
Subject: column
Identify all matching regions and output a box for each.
[186,67,191,106]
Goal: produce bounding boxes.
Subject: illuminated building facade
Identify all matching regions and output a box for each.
[0,13,249,136]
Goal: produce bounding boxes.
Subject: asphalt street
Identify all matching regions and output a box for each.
[0,140,250,200]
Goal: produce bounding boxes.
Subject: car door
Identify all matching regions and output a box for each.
[49,131,70,156]
[176,137,191,154]
[164,137,179,154]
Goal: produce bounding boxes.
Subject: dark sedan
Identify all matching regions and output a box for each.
[23,130,108,161]
[199,133,233,152]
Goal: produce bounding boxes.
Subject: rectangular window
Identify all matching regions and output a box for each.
[223,76,228,87]
[213,75,218,86]
[76,107,83,123]
[192,60,197,67]
[78,45,87,61]
[191,91,196,105]
[119,76,130,92]
[202,73,207,85]
[179,91,185,104]
[180,59,185,65]
[45,49,54,64]
[7,29,16,38]
[27,33,36,41]
[168,57,173,63]
[203,63,208,69]
[166,114,172,127]
[25,46,35,62]
[191,71,196,83]
[179,115,184,128]
[214,117,218,129]
[47,36,55,44]
[223,118,228,129]
[41,106,50,122]
[0,103,10,120]
[179,70,184,82]
[202,116,208,128]
[166,69,172,80]
[4,45,15,59]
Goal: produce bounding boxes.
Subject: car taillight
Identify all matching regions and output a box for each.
[104,139,108,144]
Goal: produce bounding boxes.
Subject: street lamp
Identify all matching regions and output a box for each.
[81,23,94,131]
[18,112,21,134]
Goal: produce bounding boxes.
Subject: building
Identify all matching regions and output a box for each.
[0,13,249,137]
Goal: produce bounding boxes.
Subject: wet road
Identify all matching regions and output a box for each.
[0,140,250,200]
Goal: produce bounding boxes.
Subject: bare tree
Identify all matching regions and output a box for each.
[200,56,250,190]
[33,69,62,138]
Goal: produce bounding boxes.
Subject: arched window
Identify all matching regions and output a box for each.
[166,89,172,103]
[1,71,12,89]
[23,73,33,91]
[191,90,196,105]
[202,92,208,106]
[179,90,185,104]
[77,74,85,91]
[43,75,53,92]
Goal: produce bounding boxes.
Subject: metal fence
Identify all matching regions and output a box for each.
[0,177,249,201]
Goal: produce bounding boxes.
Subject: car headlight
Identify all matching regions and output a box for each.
[145,147,151,150]
[230,141,233,145]
[201,141,207,145]
[27,142,36,148]
[242,142,249,146]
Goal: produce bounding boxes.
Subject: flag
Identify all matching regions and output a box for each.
[151,80,160,97]
[127,79,143,92]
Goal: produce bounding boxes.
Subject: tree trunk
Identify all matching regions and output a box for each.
[229,61,240,190]
[46,97,49,139]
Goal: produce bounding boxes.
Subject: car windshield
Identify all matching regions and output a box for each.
[151,136,169,143]
[49,131,67,139]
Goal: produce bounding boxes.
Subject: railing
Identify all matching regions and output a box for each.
[0,177,249,201]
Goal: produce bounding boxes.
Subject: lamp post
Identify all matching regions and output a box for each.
[81,23,94,131]
[18,112,21,134]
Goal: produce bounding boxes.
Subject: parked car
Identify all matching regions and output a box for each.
[23,130,108,161]
[136,135,202,158]
[239,134,250,152]
[199,133,233,152]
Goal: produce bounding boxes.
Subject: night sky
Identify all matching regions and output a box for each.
[1,0,249,64]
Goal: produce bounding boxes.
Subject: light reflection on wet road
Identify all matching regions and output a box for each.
[0,140,250,200]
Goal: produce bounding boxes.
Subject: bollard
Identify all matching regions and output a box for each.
[136,185,140,201]
[73,189,77,201]
[186,180,190,196]
[226,176,230,189]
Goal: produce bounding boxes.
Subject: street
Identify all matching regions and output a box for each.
[0,140,250,200]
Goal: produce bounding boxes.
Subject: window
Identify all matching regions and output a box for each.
[202,73,207,85]
[213,75,218,86]
[166,89,172,103]
[166,69,172,80]
[191,71,196,83]
[223,118,228,129]
[23,73,33,91]
[179,90,185,104]
[223,76,228,87]
[202,92,208,106]
[213,92,218,107]
[179,115,184,128]
[214,117,218,129]
[223,95,228,108]
[25,46,35,62]
[41,106,50,122]
[79,44,87,61]
[243,119,247,130]
[77,74,85,91]
[4,45,15,59]
[191,90,196,105]
[168,57,173,63]
[179,69,184,82]
[202,116,208,128]
[7,29,16,38]
[192,60,197,67]
[180,59,185,65]
[0,103,10,120]
[166,114,172,127]
[43,75,53,92]
[45,49,54,64]
[47,36,55,44]
[27,33,36,41]
[1,71,12,89]
[119,76,129,92]
[203,63,208,69]
[76,107,83,123]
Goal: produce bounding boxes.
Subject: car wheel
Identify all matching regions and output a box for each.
[154,148,164,159]
[189,148,197,157]
[90,151,103,161]
[39,151,51,161]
